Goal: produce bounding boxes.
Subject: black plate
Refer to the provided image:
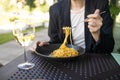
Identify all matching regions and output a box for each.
[35,44,85,61]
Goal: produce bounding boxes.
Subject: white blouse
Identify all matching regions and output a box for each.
[70,7,85,49]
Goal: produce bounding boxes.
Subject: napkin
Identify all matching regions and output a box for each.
[111,53,120,66]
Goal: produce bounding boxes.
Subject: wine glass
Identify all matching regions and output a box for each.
[13,20,35,70]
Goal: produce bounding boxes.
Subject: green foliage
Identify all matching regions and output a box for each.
[39,2,49,13]
[25,0,49,12]
[26,0,35,11]
[0,33,14,44]
[110,2,120,19]
[117,48,120,53]
[9,16,19,22]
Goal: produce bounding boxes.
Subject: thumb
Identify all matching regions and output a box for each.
[94,9,100,14]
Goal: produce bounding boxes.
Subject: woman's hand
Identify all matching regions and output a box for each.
[30,41,49,52]
[85,9,103,41]
[36,41,49,47]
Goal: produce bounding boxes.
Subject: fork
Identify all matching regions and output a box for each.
[79,11,106,23]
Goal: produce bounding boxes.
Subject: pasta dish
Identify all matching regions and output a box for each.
[50,27,79,57]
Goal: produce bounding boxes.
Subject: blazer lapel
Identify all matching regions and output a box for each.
[62,0,71,27]
[60,0,71,43]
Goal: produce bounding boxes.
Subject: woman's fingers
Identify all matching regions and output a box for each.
[88,25,101,33]
[87,18,96,27]
[87,9,100,18]
[36,41,41,46]
[38,41,49,47]
[30,41,49,52]
[36,41,49,47]
[85,9,103,33]
[94,9,100,14]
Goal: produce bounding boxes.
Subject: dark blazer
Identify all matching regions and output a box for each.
[48,0,115,54]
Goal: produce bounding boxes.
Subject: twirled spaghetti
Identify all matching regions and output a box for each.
[50,27,79,57]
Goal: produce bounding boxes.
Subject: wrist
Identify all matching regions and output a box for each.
[91,30,100,42]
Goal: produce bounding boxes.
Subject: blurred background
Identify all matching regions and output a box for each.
[0,0,57,66]
[0,0,120,66]
[0,0,57,32]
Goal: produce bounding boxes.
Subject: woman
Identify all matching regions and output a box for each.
[35,0,114,54]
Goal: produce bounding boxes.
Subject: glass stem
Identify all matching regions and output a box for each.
[24,46,27,62]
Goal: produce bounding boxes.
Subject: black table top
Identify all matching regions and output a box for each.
[0,51,120,80]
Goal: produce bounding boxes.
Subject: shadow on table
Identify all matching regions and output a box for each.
[0,63,3,68]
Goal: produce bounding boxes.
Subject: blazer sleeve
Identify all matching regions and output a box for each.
[92,0,115,54]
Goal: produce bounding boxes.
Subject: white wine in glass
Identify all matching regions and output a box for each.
[13,20,35,70]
